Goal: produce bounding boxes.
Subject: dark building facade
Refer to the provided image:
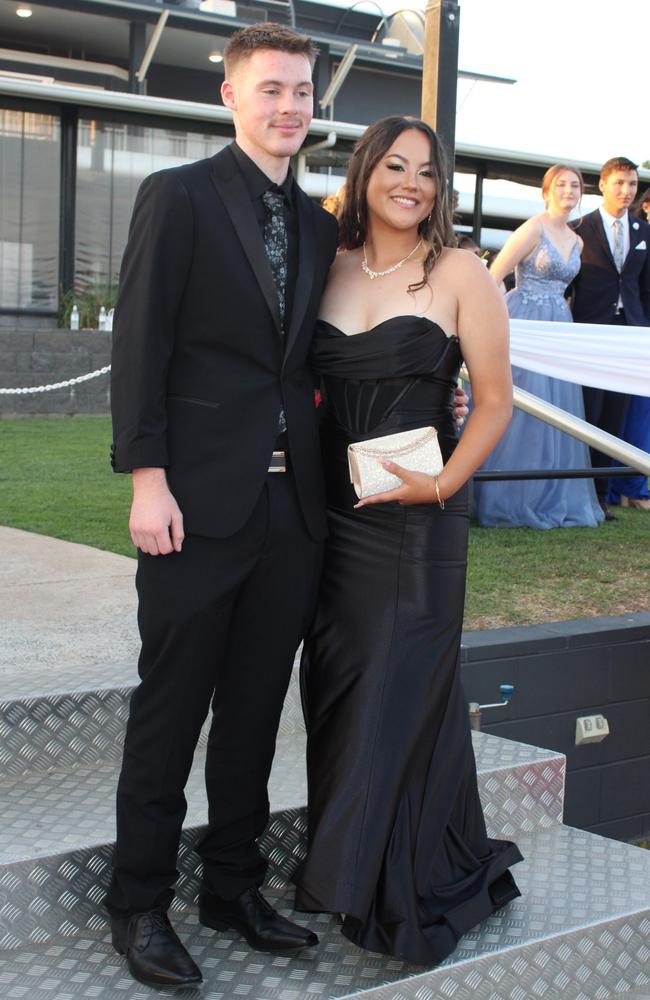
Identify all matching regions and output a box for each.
[4,0,645,323]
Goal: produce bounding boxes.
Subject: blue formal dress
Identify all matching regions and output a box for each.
[607,395,650,503]
[474,230,604,529]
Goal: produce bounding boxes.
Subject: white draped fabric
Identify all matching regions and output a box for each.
[508,318,650,396]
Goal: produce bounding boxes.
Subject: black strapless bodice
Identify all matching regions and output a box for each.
[311,316,463,509]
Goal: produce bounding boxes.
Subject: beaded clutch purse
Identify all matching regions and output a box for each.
[347,426,443,500]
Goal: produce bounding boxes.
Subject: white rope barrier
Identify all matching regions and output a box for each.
[0,365,111,395]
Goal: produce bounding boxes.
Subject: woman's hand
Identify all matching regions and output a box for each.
[354,460,444,508]
[453,385,469,427]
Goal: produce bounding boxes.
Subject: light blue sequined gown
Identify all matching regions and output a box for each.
[474,230,604,529]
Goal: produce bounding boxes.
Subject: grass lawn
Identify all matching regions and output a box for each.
[1,416,648,630]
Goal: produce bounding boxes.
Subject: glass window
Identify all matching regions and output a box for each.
[0,108,61,311]
[74,119,229,297]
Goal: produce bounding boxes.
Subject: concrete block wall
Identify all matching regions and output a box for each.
[0,328,111,416]
[460,613,650,843]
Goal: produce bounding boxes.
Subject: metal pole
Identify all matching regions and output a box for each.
[136,10,169,87]
[128,22,146,94]
[421,0,460,197]
[512,385,650,476]
[461,366,650,476]
[59,106,77,297]
[472,163,484,245]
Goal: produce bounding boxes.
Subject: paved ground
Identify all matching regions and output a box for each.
[0,526,139,696]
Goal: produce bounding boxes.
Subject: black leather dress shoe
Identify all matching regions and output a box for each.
[599,499,617,522]
[111,909,203,988]
[199,887,318,952]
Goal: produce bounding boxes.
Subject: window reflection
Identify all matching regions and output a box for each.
[0,109,60,311]
[74,119,229,295]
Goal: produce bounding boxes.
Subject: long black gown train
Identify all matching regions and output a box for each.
[293,316,523,965]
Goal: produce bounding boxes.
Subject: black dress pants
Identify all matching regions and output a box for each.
[582,313,630,500]
[105,472,323,915]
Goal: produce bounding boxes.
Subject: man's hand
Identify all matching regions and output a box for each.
[453,385,469,427]
[130,468,184,556]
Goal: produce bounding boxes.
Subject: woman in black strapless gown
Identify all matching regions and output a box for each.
[293,118,522,965]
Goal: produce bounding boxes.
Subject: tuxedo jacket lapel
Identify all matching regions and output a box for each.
[284,188,316,363]
[209,149,283,333]
[623,216,643,272]
[588,210,618,271]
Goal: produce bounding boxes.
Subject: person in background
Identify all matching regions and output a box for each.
[606,180,650,510]
[571,157,650,519]
[321,185,346,217]
[456,233,482,255]
[474,164,604,529]
[631,187,650,224]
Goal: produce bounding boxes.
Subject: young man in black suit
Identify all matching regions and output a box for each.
[107,24,338,987]
[571,156,650,518]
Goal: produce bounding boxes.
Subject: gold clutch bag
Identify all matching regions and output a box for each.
[347,426,443,500]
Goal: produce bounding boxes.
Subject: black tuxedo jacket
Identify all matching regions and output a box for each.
[571,209,650,326]
[111,144,338,540]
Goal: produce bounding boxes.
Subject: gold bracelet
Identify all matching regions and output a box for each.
[435,476,445,509]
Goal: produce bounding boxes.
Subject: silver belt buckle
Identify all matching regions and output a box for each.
[268,450,287,473]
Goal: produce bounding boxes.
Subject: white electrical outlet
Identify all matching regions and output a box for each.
[575,714,610,746]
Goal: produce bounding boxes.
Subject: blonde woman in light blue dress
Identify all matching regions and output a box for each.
[474,164,604,529]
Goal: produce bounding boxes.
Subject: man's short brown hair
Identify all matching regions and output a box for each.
[600,156,638,181]
[223,23,318,76]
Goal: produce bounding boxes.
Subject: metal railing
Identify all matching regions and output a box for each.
[460,368,650,479]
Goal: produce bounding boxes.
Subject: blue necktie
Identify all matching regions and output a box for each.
[612,219,624,273]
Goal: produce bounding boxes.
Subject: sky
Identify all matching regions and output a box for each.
[322,0,648,169]
[454,0,646,167]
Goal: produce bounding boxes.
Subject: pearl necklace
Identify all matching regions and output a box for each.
[361,239,423,280]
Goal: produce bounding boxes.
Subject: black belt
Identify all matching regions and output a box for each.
[268,450,290,473]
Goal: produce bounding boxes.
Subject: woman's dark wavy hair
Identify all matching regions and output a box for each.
[631,186,650,220]
[337,116,455,293]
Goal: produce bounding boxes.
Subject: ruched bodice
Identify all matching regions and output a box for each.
[312,318,462,508]
[509,229,579,315]
[311,315,461,381]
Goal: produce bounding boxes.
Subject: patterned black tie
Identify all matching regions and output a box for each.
[262,189,288,331]
[262,188,288,434]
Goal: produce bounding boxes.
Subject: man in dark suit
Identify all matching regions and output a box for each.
[572,156,650,518]
[107,23,338,987]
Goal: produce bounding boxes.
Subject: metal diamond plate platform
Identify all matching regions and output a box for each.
[0,730,565,949]
[0,729,564,863]
[0,732,307,865]
[0,654,305,775]
[0,688,133,775]
[0,825,648,1000]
